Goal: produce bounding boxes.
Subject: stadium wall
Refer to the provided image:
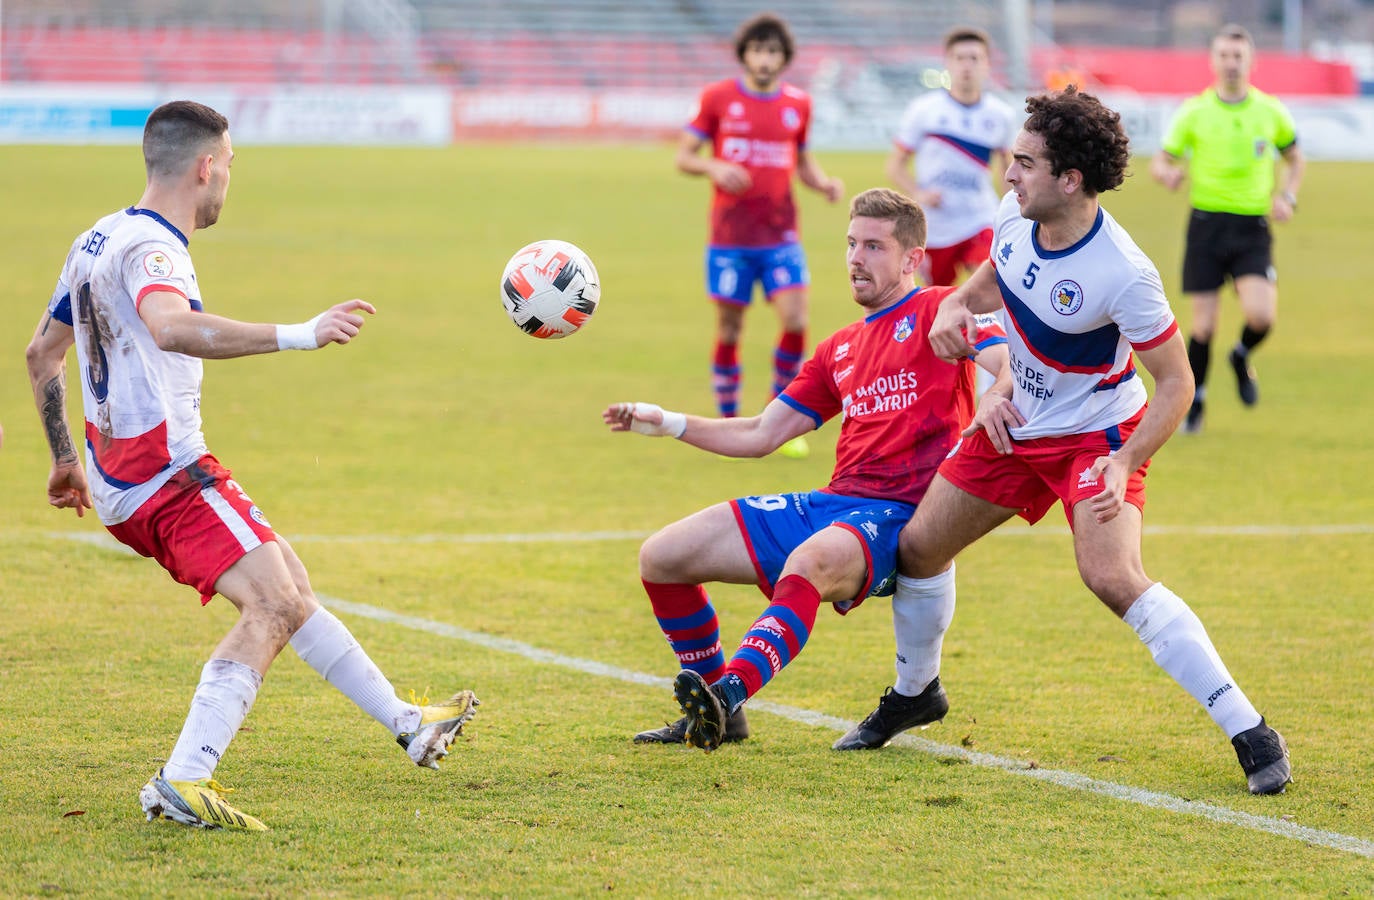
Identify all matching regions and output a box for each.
[4,84,1374,160]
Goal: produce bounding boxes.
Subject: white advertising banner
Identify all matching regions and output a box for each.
[0,85,452,145]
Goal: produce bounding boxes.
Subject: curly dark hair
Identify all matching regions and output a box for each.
[735,13,795,65]
[1022,85,1131,195]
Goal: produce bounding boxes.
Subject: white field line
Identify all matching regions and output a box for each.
[53,530,1374,858]
[204,522,1374,544]
[54,524,1374,550]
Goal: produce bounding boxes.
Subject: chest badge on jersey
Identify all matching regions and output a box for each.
[998,241,1014,264]
[892,315,914,343]
[1051,279,1084,316]
[781,107,801,131]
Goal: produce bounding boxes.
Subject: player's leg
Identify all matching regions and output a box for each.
[676,522,868,750]
[713,300,747,417]
[769,285,808,397]
[763,243,811,458]
[706,247,753,417]
[271,536,477,768]
[1070,498,1289,793]
[837,475,1017,750]
[1229,270,1277,408]
[635,502,758,744]
[1181,211,1226,432]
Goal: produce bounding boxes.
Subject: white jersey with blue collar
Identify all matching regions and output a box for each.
[989,193,1178,440]
[47,207,209,524]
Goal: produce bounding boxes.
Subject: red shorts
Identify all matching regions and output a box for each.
[939,408,1149,527]
[923,228,994,286]
[107,454,277,605]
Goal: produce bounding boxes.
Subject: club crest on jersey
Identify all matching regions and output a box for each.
[1051,279,1084,316]
[143,251,173,278]
[892,315,914,343]
[998,241,1014,263]
[781,107,801,131]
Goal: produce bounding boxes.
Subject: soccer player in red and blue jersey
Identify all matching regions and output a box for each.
[676,12,845,460]
[602,189,1007,750]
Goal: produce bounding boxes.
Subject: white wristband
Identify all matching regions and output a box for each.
[629,403,687,438]
[275,313,324,351]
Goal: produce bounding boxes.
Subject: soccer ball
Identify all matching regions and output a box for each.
[499,239,600,339]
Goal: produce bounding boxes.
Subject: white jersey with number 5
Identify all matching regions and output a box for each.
[989,193,1178,440]
[47,207,209,524]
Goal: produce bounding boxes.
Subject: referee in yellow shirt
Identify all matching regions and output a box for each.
[1150,23,1305,433]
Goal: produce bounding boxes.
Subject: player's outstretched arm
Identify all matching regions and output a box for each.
[603,398,811,458]
[139,294,377,359]
[25,313,93,517]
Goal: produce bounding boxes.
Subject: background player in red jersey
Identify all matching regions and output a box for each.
[603,189,1006,750]
[676,12,844,459]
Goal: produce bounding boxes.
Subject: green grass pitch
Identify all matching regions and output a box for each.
[0,143,1372,896]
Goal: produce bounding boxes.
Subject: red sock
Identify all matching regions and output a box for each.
[642,580,725,682]
[719,574,822,705]
[772,330,806,397]
[712,341,740,417]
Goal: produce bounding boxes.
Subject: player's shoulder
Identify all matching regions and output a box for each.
[780,82,809,101]
[699,78,737,102]
[1249,87,1293,116]
[1096,208,1165,284]
[1173,90,1213,118]
[980,91,1018,116]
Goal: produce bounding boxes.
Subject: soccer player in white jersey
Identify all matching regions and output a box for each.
[838,87,1291,796]
[886,27,1017,287]
[25,100,478,831]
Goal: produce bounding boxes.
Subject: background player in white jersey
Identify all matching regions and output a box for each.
[25,100,478,831]
[845,87,1290,795]
[886,27,1016,287]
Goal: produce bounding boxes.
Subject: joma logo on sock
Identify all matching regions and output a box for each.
[1206,683,1233,708]
[201,745,221,760]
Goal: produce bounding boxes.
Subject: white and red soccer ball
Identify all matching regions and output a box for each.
[499,239,600,339]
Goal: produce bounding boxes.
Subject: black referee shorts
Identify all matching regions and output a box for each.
[1182,209,1274,293]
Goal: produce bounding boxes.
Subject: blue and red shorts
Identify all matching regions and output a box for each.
[705,242,810,306]
[729,490,916,614]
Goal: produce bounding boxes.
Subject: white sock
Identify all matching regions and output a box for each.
[162,658,262,782]
[289,607,419,736]
[891,566,956,696]
[1123,583,1263,739]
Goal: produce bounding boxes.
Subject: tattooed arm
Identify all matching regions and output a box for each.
[26,312,93,517]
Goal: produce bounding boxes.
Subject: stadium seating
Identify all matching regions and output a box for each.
[0,0,1360,95]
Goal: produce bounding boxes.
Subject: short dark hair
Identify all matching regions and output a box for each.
[142,100,229,179]
[735,13,795,65]
[850,188,927,250]
[1022,85,1131,195]
[943,26,991,52]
